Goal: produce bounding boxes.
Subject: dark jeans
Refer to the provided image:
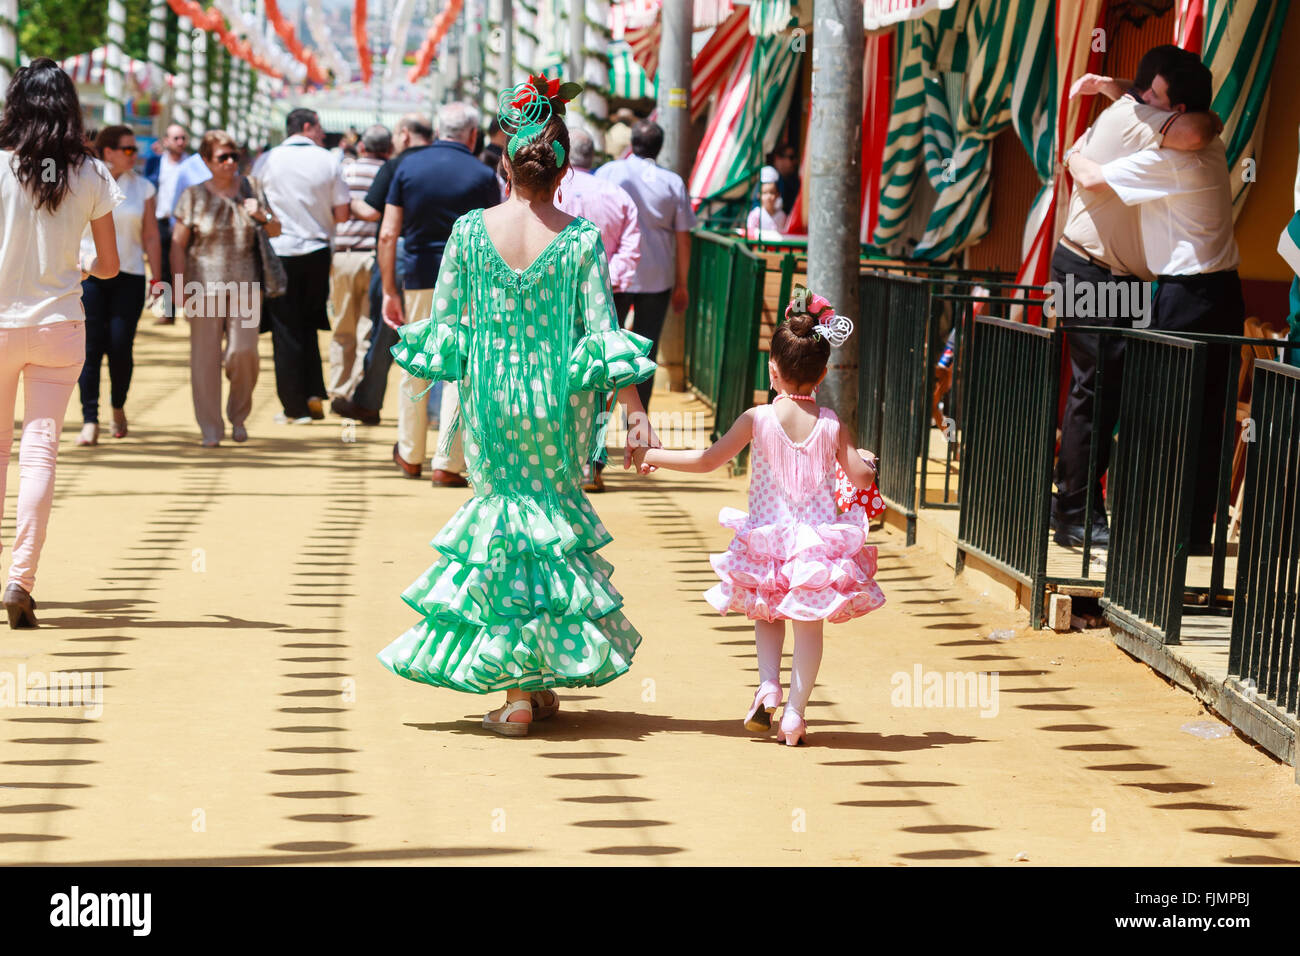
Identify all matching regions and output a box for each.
[614,289,671,411]
[352,240,405,412]
[157,217,173,289]
[587,289,671,469]
[1052,244,1140,523]
[1152,269,1245,547]
[266,247,331,418]
[79,272,145,423]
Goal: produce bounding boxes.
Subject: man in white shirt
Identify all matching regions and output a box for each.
[145,124,189,325]
[258,108,350,424]
[1068,53,1242,552]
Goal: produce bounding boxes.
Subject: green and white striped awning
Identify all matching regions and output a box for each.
[609,41,657,99]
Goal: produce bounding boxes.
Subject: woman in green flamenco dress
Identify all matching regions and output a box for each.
[377,76,660,736]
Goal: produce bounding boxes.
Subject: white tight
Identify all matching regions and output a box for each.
[753,618,825,716]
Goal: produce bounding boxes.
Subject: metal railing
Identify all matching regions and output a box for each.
[1229,360,1300,717]
[1100,331,1207,645]
[957,316,1061,628]
[856,273,931,543]
[684,230,764,472]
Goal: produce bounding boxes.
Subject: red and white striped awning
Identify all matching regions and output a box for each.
[622,5,751,121]
[60,47,174,90]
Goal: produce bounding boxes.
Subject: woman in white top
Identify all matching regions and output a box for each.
[76,125,162,445]
[0,58,121,628]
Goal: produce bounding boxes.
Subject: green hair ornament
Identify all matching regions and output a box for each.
[498,74,584,169]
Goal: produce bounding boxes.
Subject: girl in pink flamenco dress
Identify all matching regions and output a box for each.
[637,287,885,745]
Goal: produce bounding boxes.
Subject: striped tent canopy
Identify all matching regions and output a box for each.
[612,5,752,117]
[609,42,657,99]
[872,0,1053,261]
[59,47,175,91]
[688,28,800,206]
[1200,0,1290,216]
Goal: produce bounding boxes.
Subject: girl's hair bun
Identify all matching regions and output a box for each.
[784,311,818,338]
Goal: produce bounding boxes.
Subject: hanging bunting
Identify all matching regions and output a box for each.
[263,0,328,84]
[304,0,349,81]
[354,0,373,84]
[408,0,465,84]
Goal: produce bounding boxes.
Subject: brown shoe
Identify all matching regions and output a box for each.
[331,396,380,426]
[152,316,175,326]
[429,468,468,488]
[3,583,37,629]
[392,443,422,478]
[582,464,605,493]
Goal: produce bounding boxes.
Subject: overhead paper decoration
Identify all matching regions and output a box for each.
[304,0,349,81]
[263,0,327,84]
[408,0,464,83]
[167,0,288,79]
[353,0,372,83]
[384,0,417,87]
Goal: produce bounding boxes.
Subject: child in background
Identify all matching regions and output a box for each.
[636,287,885,745]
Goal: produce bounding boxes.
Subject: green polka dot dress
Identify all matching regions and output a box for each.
[378,209,656,693]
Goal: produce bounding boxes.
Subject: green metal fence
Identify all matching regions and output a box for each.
[1229,360,1300,716]
[684,230,764,473]
[1100,331,1207,645]
[957,316,1061,628]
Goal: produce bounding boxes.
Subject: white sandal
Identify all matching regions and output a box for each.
[483,698,532,737]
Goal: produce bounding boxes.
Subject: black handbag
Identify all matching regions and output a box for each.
[240,176,288,300]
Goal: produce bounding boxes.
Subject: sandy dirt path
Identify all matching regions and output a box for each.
[0,323,1295,865]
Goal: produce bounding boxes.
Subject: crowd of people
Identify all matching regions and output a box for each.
[0,58,888,749]
[0,58,704,626]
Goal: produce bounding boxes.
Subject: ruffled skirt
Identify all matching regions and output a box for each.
[377,492,641,693]
[705,507,886,623]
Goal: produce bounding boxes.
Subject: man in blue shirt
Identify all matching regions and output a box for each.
[594,120,696,412]
[381,101,501,486]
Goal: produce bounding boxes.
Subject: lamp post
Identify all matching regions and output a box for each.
[807,0,863,433]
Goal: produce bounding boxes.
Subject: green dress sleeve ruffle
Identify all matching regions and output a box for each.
[566,228,657,392]
[391,317,465,382]
[567,327,657,392]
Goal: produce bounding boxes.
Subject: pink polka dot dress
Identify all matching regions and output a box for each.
[705,404,886,623]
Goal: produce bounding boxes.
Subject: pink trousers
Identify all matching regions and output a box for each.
[0,321,85,593]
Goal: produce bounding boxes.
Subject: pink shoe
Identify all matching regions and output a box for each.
[776,707,807,747]
[744,680,783,733]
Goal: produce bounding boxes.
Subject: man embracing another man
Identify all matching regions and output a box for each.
[1053,45,1239,554]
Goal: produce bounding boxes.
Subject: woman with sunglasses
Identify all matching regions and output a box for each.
[76,125,163,445]
[171,130,279,446]
[0,58,122,628]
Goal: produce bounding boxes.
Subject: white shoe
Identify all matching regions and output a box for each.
[273,412,312,425]
[482,698,532,737]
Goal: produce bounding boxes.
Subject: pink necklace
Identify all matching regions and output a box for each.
[776,392,816,403]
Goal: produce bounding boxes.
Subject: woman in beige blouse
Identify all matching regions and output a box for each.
[171,130,280,446]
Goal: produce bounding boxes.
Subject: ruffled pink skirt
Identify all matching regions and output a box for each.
[704,507,887,623]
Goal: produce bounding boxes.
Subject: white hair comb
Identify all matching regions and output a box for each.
[813,313,855,348]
